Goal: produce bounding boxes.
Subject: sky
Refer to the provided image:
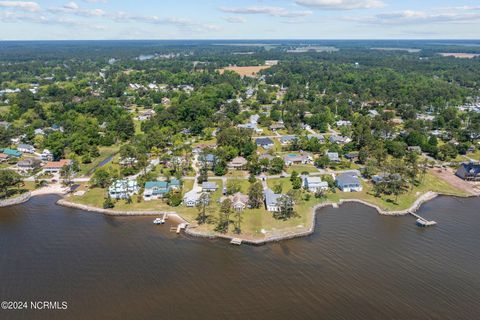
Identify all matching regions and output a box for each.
[0,0,479,40]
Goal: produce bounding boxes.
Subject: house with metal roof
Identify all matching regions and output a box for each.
[108,179,140,200]
[456,163,480,181]
[264,188,283,212]
[256,137,274,149]
[302,176,329,193]
[143,180,181,201]
[1,148,22,158]
[336,172,363,192]
[202,182,218,192]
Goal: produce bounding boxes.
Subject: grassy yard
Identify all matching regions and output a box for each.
[78,146,120,176]
[67,171,470,240]
[285,164,319,174]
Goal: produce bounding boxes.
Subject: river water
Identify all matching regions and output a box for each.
[1,195,479,320]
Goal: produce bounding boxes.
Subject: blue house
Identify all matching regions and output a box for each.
[143,179,182,201]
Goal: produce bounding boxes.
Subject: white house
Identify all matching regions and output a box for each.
[336,172,363,192]
[108,180,140,200]
[17,144,35,154]
[264,188,283,212]
[40,149,53,161]
[302,176,329,193]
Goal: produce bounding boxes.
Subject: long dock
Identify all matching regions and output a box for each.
[409,211,437,227]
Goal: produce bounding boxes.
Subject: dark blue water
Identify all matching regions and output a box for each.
[1,195,479,320]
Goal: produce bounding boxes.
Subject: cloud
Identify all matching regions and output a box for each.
[48,2,106,17]
[224,16,246,23]
[0,1,40,12]
[220,6,312,18]
[295,0,384,10]
[346,10,480,25]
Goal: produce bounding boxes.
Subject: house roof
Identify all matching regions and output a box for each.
[18,143,34,150]
[256,137,274,145]
[145,181,168,189]
[1,148,21,157]
[44,159,71,169]
[336,172,360,186]
[280,135,297,143]
[229,156,248,166]
[264,189,282,207]
[202,182,218,189]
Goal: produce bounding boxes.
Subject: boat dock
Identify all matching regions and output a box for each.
[409,211,437,227]
[230,238,242,245]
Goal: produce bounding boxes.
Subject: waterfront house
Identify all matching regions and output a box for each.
[227,193,249,211]
[0,153,9,162]
[1,148,22,158]
[183,191,210,207]
[256,137,274,149]
[143,181,170,201]
[228,156,248,170]
[283,153,313,166]
[336,172,363,192]
[372,173,402,184]
[302,176,329,193]
[202,182,218,192]
[456,163,480,181]
[280,135,297,145]
[17,158,41,172]
[264,188,283,212]
[18,144,35,154]
[108,180,140,200]
[43,159,72,173]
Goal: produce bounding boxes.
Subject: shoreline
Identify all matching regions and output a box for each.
[5,187,477,245]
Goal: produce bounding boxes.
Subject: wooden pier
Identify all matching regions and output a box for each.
[409,211,437,227]
[230,238,242,245]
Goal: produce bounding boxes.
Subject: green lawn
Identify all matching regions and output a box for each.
[67,172,470,240]
[285,164,318,174]
[78,146,120,176]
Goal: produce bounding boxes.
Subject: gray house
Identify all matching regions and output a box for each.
[456,163,480,181]
[336,172,363,192]
[256,137,274,149]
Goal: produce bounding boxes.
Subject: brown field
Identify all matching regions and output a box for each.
[439,53,480,59]
[218,65,271,77]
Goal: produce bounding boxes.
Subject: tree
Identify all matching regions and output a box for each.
[226,180,241,195]
[0,170,22,199]
[92,168,111,188]
[273,195,295,220]
[196,193,211,225]
[103,195,115,209]
[248,182,264,209]
[215,199,232,233]
[269,157,284,174]
[60,162,77,187]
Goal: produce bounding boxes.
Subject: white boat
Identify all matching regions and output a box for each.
[153,218,165,225]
